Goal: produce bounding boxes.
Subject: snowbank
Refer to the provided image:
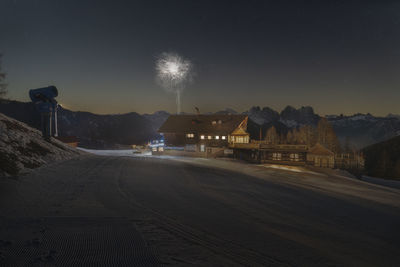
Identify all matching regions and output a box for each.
[78,148,151,156]
[258,164,321,175]
[0,113,83,176]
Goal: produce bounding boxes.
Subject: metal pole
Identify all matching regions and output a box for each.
[48,111,52,140]
[41,113,45,138]
[176,91,181,114]
[54,104,58,137]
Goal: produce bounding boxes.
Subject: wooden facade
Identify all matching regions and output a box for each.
[232,143,308,165]
[231,142,342,168]
[307,143,335,168]
[335,153,364,170]
[157,115,357,169]
[157,114,250,157]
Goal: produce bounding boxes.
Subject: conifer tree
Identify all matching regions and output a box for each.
[316,117,341,153]
[265,126,279,144]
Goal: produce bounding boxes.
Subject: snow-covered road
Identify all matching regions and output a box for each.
[1,154,400,266]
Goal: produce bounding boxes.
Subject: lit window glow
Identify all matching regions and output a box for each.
[290,153,299,161]
[273,152,282,160]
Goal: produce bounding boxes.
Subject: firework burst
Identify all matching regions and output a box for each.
[156,52,192,114]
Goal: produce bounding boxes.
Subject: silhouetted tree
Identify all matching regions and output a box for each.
[279,133,286,144]
[286,129,294,144]
[265,126,279,144]
[298,125,316,146]
[316,117,341,153]
[0,54,7,99]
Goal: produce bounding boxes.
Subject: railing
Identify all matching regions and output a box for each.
[228,143,259,149]
[259,144,308,151]
[229,142,309,151]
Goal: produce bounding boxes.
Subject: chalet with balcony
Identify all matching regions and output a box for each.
[157,114,250,157]
[156,114,352,169]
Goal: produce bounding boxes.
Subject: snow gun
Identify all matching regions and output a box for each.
[29,86,59,141]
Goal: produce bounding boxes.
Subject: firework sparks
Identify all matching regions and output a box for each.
[156,52,192,114]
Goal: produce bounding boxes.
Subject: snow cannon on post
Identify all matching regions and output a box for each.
[29,86,59,141]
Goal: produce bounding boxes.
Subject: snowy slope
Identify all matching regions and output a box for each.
[0,113,83,176]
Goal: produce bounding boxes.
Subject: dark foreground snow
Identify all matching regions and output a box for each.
[1,155,399,266]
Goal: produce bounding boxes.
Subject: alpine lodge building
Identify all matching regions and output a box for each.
[155,114,363,170]
[157,114,250,157]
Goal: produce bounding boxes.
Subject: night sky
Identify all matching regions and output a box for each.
[1,0,399,116]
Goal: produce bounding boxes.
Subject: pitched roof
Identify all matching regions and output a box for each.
[308,143,334,156]
[158,114,248,135]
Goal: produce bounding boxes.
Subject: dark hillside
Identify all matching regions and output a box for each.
[363,135,400,180]
[0,100,160,148]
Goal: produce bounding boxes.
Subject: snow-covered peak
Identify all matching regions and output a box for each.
[278,119,299,128]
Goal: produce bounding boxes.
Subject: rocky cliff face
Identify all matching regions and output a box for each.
[244,105,319,127]
[279,106,320,126]
[244,106,279,125]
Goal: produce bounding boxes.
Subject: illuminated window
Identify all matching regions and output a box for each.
[158,147,164,152]
[215,136,220,140]
[222,136,226,140]
[186,133,194,138]
[200,135,205,139]
[212,121,217,125]
[290,153,299,161]
[235,136,245,143]
[272,153,282,160]
[208,135,212,139]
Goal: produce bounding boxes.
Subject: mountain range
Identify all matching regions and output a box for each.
[0,100,399,149]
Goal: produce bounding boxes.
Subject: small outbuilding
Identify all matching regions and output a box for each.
[55,136,79,147]
[307,143,335,168]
